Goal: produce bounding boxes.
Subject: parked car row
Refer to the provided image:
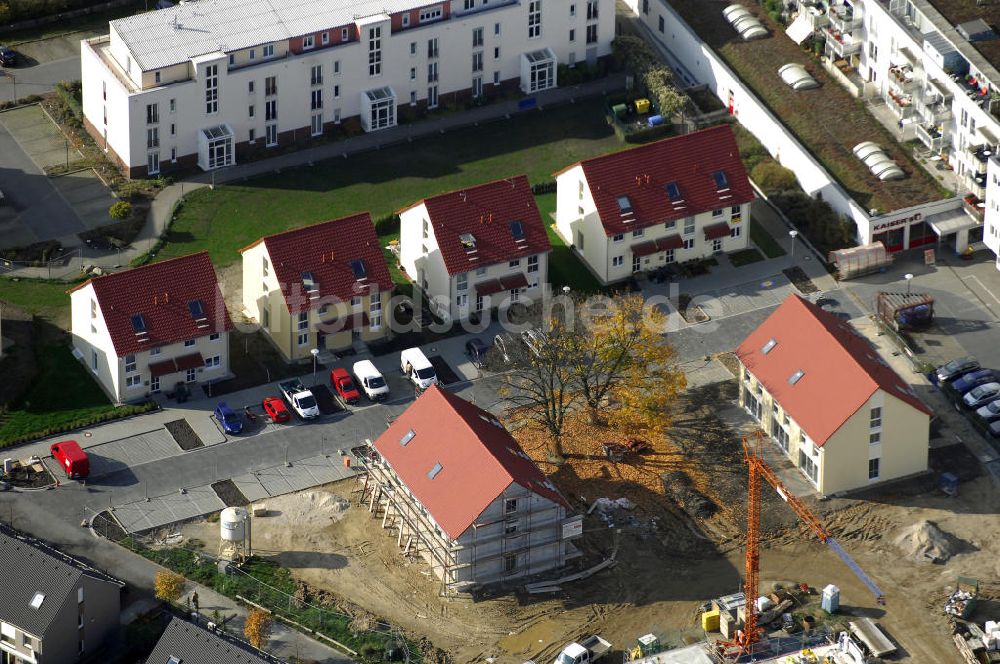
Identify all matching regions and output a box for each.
[936,357,1000,438]
[465,328,550,368]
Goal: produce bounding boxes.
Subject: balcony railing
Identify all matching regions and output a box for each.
[964,195,986,222]
[828,6,862,32]
[825,28,861,55]
[914,123,946,151]
[885,89,914,117]
[915,92,951,124]
[888,64,918,91]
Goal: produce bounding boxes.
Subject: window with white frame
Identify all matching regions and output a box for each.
[457,273,468,290]
[150,346,161,356]
[612,256,624,267]
[204,64,218,114]
[205,355,221,369]
[303,35,315,50]
[868,457,880,480]
[310,64,322,86]
[342,27,349,40]
[731,226,742,238]
[210,332,220,341]
[311,89,322,110]
[262,44,274,58]
[126,375,142,389]
[528,0,542,38]
[297,311,308,331]
[368,27,382,76]
[613,233,624,243]
[266,123,277,146]
[370,297,382,329]
[527,255,539,273]
[333,60,341,75]
[184,339,196,347]
[869,407,882,429]
[683,217,695,235]
[665,249,675,263]
[509,259,520,269]
[125,354,137,373]
[147,127,159,147]
[420,5,442,22]
[472,51,483,72]
[526,49,554,92]
[311,113,323,136]
[322,32,329,45]
[297,332,309,346]
[632,228,643,237]
[472,76,483,97]
[683,238,694,250]
[473,26,484,47]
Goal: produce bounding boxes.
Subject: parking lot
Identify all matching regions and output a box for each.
[0,104,114,249]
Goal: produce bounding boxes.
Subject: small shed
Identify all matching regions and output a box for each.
[830,242,893,280]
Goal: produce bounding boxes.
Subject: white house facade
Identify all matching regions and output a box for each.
[554,125,754,285]
[69,252,232,404]
[80,0,614,178]
[398,176,551,321]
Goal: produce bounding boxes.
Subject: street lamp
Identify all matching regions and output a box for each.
[904,273,914,295]
[310,348,319,386]
[562,285,571,296]
[789,230,799,261]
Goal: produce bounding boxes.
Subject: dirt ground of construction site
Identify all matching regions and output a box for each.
[175,369,1000,664]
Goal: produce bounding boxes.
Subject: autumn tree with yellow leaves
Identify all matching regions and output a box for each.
[244,608,272,649]
[153,570,185,603]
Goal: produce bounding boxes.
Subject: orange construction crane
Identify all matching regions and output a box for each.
[724,431,885,658]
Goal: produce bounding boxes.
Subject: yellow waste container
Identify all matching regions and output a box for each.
[702,609,720,632]
[635,98,651,114]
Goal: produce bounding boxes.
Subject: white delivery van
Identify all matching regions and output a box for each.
[352,360,390,401]
[400,347,438,389]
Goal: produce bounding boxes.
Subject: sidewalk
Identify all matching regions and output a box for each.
[9,76,625,280]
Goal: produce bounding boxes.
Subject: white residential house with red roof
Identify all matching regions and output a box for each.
[554,125,755,285]
[736,294,931,496]
[240,213,394,361]
[366,385,582,589]
[69,252,233,404]
[398,176,551,321]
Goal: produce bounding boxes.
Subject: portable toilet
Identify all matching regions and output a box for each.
[822,584,840,613]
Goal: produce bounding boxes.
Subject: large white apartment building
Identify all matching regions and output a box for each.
[787,0,1000,264]
[80,0,614,178]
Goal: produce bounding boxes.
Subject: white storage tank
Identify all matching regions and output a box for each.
[220,507,248,542]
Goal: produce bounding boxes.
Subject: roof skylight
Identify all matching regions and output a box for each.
[762,338,777,354]
[665,182,682,201]
[427,463,443,479]
[713,170,729,190]
[400,429,415,446]
[616,196,633,213]
[788,369,805,385]
[29,592,44,610]
[350,259,367,280]
[510,220,525,240]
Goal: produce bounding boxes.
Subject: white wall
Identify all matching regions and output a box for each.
[84,0,614,172]
[70,283,120,402]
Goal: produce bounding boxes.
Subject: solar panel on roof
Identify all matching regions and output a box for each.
[130,314,147,333]
[350,259,367,279]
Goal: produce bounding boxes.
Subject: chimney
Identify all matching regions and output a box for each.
[460,192,467,202]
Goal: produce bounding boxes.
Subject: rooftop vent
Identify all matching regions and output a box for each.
[788,369,805,385]
[957,18,998,43]
[427,462,443,479]
[29,592,44,610]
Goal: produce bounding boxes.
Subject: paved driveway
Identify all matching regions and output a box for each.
[0,105,114,249]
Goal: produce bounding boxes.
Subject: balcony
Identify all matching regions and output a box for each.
[885,89,914,118]
[825,27,861,56]
[915,122,946,152]
[828,4,862,32]
[964,194,986,222]
[888,64,918,92]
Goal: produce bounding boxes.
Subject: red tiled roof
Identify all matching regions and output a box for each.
[402,176,551,276]
[566,125,755,237]
[75,252,231,357]
[736,295,930,446]
[372,386,569,540]
[252,214,394,313]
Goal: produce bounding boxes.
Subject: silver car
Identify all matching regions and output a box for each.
[964,383,1000,409]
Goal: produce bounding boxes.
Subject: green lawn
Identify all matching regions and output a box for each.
[156,98,624,267]
[728,247,766,267]
[0,345,153,447]
[750,218,787,259]
[0,277,73,328]
[535,193,606,294]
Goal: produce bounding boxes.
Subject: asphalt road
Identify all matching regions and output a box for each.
[0,55,81,104]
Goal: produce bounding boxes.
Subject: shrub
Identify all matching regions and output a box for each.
[613,36,688,119]
[751,161,799,195]
[108,201,132,220]
[531,181,557,195]
[373,214,400,237]
[154,570,184,602]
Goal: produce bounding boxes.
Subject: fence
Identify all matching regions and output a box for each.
[0,247,85,280]
[111,527,423,663]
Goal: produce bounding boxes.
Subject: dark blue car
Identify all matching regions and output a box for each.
[952,369,996,395]
[0,45,15,67]
[214,402,243,434]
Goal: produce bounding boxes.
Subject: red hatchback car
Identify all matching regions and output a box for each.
[330,367,361,405]
[262,396,290,423]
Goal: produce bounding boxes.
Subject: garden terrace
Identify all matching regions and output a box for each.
[667,0,948,213]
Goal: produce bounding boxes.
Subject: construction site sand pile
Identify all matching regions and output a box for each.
[894,520,964,563]
[259,490,350,545]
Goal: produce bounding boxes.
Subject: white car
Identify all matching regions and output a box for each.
[352,359,390,401]
[400,347,438,389]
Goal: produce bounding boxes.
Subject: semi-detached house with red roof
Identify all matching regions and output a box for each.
[554,125,755,285]
[69,252,233,404]
[736,294,931,496]
[366,385,582,588]
[398,176,551,321]
[240,213,394,361]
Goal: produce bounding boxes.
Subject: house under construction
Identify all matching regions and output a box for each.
[360,385,582,590]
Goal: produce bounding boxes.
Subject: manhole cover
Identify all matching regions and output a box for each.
[761,280,773,288]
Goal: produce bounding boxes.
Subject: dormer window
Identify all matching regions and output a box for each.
[713,170,729,191]
[302,271,318,294]
[510,220,525,240]
[460,233,477,251]
[350,259,367,280]
[616,195,632,213]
